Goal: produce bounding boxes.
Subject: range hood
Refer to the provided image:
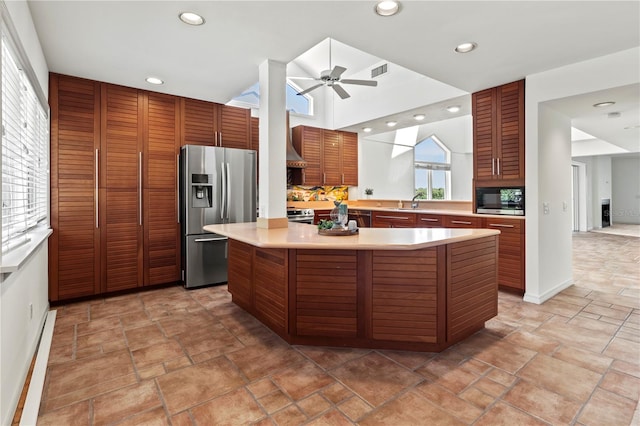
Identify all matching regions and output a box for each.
[285,110,306,169]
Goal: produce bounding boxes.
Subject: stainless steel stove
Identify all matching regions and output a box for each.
[286,208,315,224]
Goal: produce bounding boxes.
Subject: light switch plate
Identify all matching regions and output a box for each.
[543,202,550,215]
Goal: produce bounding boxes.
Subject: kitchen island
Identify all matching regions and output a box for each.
[203,222,500,352]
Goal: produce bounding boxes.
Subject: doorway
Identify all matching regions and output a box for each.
[571,161,587,232]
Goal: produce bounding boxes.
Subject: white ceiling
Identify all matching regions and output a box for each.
[28,1,640,154]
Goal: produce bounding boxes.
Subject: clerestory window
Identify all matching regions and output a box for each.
[232,81,313,116]
[414,135,451,200]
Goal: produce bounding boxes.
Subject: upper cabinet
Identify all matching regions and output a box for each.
[291,125,358,186]
[181,98,250,149]
[472,79,525,187]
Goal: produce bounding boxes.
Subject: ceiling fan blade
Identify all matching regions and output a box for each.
[289,76,320,81]
[340,79,378,87]
[332,84,350,99]
[329,66,347,80]
[297,83,324,96]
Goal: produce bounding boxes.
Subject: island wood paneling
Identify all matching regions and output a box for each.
[447,236,498,342]
[49,74,101,301]
[228,240,254,311]
[254,248,288,336]
[371,249,442,343]
[295,250,358,338]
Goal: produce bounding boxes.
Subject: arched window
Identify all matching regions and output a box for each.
[414,135,451,200]
[231,81,313,116]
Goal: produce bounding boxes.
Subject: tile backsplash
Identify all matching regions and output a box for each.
[287,185,349,202]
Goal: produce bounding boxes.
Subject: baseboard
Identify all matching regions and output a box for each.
[19,310,56,426]
[523,279,574,304]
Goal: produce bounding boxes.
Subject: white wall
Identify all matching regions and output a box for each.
[358,138,414,199]
[0,1,49,424]
[612,156,640,224]
[537,105,573,299]
[524,47,639,304]
[357,115,474,201]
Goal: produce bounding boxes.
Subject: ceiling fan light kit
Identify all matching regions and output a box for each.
[375,0,400,16]
[291,41,379,99]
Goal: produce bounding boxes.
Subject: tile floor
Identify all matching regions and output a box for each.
[37,232,640,425]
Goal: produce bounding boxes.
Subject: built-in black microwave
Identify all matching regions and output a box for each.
[476,187,525,216]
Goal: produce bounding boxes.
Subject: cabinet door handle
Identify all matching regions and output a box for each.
[219,132,223,147]
[176,154,180,223]
[420,218,438,222]
[341,174,344,184]
[139,152,143,226]
[302,170,306,185]
[492,158,495,175]
[194,237,228,243]
[95,148,99,228]
[451,220,472,225]
[323,173,326,185]
[497,158,500,175]
[377,215,410,220]
[488,223,515,228]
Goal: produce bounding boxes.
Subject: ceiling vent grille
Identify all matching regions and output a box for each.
[371,63,388,78]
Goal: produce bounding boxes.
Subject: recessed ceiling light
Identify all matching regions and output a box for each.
[607,112,621,119]
[386,121,397,127]
[624,124,640,130]
[375,0,400,16]
[446,105,461,113]
[362,127,372,133]
[593,101,615,108]
[179,12,205,26]
[145,77,164,85]
[413,114,426,121]
[455,42,477,53]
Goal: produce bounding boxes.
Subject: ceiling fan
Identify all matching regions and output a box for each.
[290,65,377,99]
[289,38,378,99]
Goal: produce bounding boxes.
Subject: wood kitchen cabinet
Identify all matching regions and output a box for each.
[49,74,102,301]
[49,74,180,301]
[372,211,416,228]
[416,213,443,228]
[181,98,251,149]
[484,217,525,292]
[472,79,525,187]
[442,215,482,228]
[313,209,332,224]
[291,125,358,186]
[250,116,259,183]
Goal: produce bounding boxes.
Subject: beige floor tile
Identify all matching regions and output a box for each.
[37,401,90,426]
[190,387,265,425]
[330,352,423,407]
[297,393,333,418]
[124,324,167,351]
[271,404,308,426]
[337,396,372,422]
[226,344,306,381]
[92,381,162,425]
[599,369,640,401]
[296,345,370,370]
[578,388,637,426]
[459,387,495,409]
[170,411,194,426]
[474,402,548,426]
[413,381,484,423]
[358,391,466,426]
[258,390,292,414]
[551,345,613,374]
[156,356,246,414]
[517,354,602,402]
[76,316,122,336]
[470,339,537,374]
[377,349,436,370]
[604,336,640,364]
[305,409,353,426]
[247,378,279,399]
[113,407,171,426]
[503,379,581,425]
[271,360,335,401]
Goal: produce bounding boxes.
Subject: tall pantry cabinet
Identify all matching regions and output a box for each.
[49,74,180,301]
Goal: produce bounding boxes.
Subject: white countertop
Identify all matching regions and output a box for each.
[349,206,525,220]
[203,222,500,250]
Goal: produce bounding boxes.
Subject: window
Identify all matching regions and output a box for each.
[231,80,313,115]
[1,34,49,253]
[414,135,451,200]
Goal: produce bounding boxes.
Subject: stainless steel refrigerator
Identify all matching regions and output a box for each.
[180,145,257,288]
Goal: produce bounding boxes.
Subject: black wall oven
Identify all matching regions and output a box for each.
[476,187,525,216]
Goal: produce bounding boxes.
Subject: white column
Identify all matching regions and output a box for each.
[257,59,288,229]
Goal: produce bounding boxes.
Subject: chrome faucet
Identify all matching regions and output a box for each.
[411,194,420,209]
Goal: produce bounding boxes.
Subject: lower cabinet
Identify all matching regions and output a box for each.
[416,213,443,228]
[484,217,525,292]
[372,211,416,228]
[442,215,482,228]
[313,209,332,224]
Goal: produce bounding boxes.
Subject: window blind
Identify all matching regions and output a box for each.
[1,36,49,253]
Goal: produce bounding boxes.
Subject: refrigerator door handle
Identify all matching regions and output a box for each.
[176,154,180,223]
[194,237,228,242]
[226,162,231,220]
[220,162,227,219]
